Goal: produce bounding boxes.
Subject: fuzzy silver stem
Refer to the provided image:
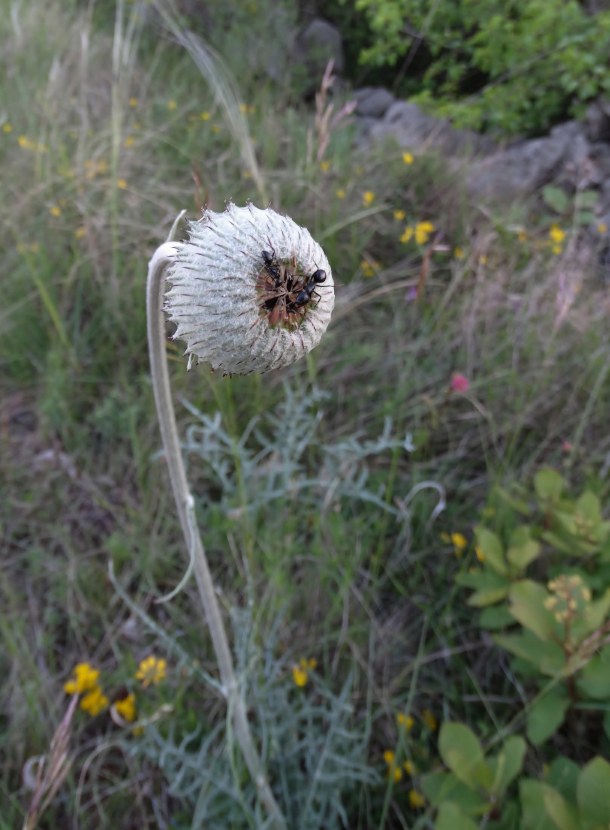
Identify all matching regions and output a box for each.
[146,226,286,829]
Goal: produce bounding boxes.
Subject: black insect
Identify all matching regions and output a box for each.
[261,248,282,287]
[293,268,327,308]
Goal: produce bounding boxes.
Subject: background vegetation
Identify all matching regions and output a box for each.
[329,0,610,134]
[1,0,610,827]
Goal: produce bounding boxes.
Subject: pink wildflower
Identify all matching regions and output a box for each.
[450,373,470,393]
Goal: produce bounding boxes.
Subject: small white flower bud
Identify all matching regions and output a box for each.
[165,203,334,375]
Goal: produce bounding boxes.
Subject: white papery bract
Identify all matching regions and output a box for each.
[165,203,334,375]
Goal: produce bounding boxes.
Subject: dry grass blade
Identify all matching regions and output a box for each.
[22,695,78,830]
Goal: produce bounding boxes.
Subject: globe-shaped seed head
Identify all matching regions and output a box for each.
[165,203,335,375]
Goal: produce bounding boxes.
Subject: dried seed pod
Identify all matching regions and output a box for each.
[165,203,334,375]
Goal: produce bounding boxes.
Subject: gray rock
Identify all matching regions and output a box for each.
[353,87,395,118]
[467,124,590,202]
[367,100,495,156]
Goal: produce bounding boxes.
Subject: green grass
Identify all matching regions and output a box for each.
[2,1,610,828]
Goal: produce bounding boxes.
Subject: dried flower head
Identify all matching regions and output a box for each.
[165,203,335,375]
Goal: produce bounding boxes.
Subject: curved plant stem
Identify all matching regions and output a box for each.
[146,220,286,829]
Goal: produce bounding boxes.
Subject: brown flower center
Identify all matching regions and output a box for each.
[255,250,319,329]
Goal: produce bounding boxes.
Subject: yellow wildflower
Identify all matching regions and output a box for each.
[117,178,127,190]
[114,693,137,723]
[402,151,414,165]
[336,188,346,199]
[415,221,435,245]
[123,135,135,148]
[408,788,426,809]
[80,687,109,717]
[517,229,527,242]
[74,226,86,240]
[362,190,375,207]
[292,657,317,687]
[2,123,12,133]
[200,110,211,121]
[451,532,468,557]
[361,259,379,278]
[403,759,416,775]
[320,160,330,173]
[136,656,167,688]
[18,135,33,149]
[475,545,485,563]
[49,205,61,217]
[479,254,488,265]
[393,209,406,221]
[597,222,607,234]
[167,99,177,111]
[396,712,414,731]
[454,246,465,259]
[549,224,566,244]
[64,663,101,695]
[422,708,438,731]
[239,102,248,114]
[382,749,403,781]
[400,226,413,244]
[129,97,138,108]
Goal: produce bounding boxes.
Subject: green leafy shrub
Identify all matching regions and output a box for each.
[337,0,610,135]
[422,723,526,827]
[420,722,610,829]
[457,468,610,746]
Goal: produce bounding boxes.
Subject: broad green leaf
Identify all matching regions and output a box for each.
[543,786,580,830]
[479,605,513,630]
[541,530,579,556]
[534,468,565,502]
[494,631,565,676]
[547,757,580,802]
[436,802,480,830]
[468,586,509,607]
[542,186,569,214]
[520,780,560,830]
[439,722,493,791]
[577,757,610,825]
[494,484,531,515]
[576,190,598,209]
[507,537,540,571]
[526,687,570,746]
[576,491,602,526]
[509,580,557,642]
[491,736,526,797]
[474,527,507,575]
[456,570,508,591]
[421,771,488,815]
[576,644,610,699]
[575,209,596,226]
